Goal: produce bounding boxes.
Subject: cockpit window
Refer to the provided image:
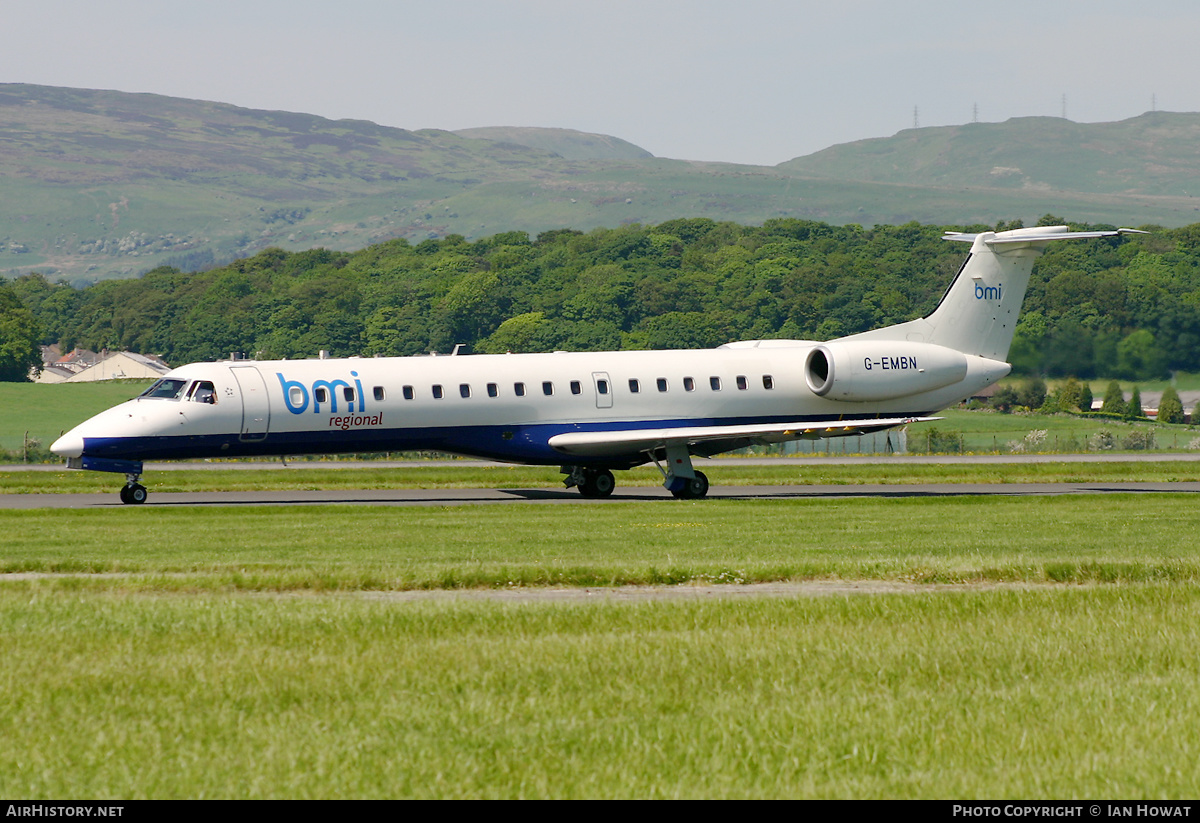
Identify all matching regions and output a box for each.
[188,381,217,404]
[140,379,189,400]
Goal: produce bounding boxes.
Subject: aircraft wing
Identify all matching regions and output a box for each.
[548,416,938,458]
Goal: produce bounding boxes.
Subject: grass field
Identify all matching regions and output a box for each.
[0,380,151,453]
[4,585,1200,798]
[921,408,1198,453]
[4,492,1200,797]
[4,495,1200,587]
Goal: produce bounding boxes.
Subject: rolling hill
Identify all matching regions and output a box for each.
[779,112,1200,197]
[453,126,654,161]
[3,83,1199,284]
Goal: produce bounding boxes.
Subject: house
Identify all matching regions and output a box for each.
[34,349,171,383]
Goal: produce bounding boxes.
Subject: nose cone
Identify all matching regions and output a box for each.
[51,399,145,460]
[51,430,84,458]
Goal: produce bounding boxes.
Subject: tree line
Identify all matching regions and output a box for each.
[4,216,1200,381]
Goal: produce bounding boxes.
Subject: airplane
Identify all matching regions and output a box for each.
[51,224,1144,504]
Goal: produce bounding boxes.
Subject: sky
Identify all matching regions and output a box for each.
[5,0,1200,166]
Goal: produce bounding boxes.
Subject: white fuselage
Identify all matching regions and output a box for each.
[50,340,1004,469]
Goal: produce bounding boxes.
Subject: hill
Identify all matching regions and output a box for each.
[4,84,1200,284]
[454,127,653,161]
[0,84,573,283]
[779,112,1200,197]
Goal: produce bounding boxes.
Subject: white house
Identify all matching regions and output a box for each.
[34,350,171,383]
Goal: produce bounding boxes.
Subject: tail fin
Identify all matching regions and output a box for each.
[841,225,1145,361]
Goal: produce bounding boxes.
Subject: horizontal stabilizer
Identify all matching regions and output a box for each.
[943,227,1147,245]
[847,226,1149,361]
[548,416,938,457]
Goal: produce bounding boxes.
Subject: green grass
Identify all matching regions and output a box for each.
[0,380,152,452]
[5,494,1200,797]
[921,408,1198,453]
[3,585,1200,798]
[3,495,1200,588]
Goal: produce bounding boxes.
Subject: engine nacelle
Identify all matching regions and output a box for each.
[805,340,969,401]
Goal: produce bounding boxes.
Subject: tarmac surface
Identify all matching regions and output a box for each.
[4,481,1200,509]
[7,451,1200,508]
[6,454,1200,508]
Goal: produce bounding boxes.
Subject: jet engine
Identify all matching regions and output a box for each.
[804,340,969,401]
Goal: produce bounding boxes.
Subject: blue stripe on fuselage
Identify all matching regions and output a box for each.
[78,413,930,468]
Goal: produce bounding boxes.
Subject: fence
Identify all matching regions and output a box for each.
[781,430,907,455]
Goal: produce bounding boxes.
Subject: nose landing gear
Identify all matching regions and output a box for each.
[120,473,148,505]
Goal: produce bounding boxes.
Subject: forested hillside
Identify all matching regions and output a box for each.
[11,217,1199,381]
[7,84,1200,287]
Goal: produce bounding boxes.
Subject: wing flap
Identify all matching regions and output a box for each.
[548,416,938,457]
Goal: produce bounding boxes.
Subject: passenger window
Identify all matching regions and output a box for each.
[657,378,668,392]
[514,382,526,397]
[683,377,695,392]
[542,381,554,396]
[710,377,721,391]
[289,385,306,407]
[343,386,355,403]
[402,385,414,400]
[629,379,640,393]
[763,375,774,390]
[597,380,609,395]
[570,380,582,395]
[736,375,748,391]
[432,385,444,399]
[315,387,329,404]
[487,383,498,398]
[374,386,385,402]
[460,384,471,398]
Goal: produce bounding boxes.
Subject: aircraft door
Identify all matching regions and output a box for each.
[592,371,613,409]
[230,366,271,441]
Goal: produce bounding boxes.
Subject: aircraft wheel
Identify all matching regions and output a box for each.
[121,484,148,505]
[579,469,615,498]
[674,471,709,500]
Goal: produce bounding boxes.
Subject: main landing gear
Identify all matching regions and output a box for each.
[668,470,709,500]
[119,472,148,505]
[562,442,712,500]
[562,466,616,498]
[653,441,710,499]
